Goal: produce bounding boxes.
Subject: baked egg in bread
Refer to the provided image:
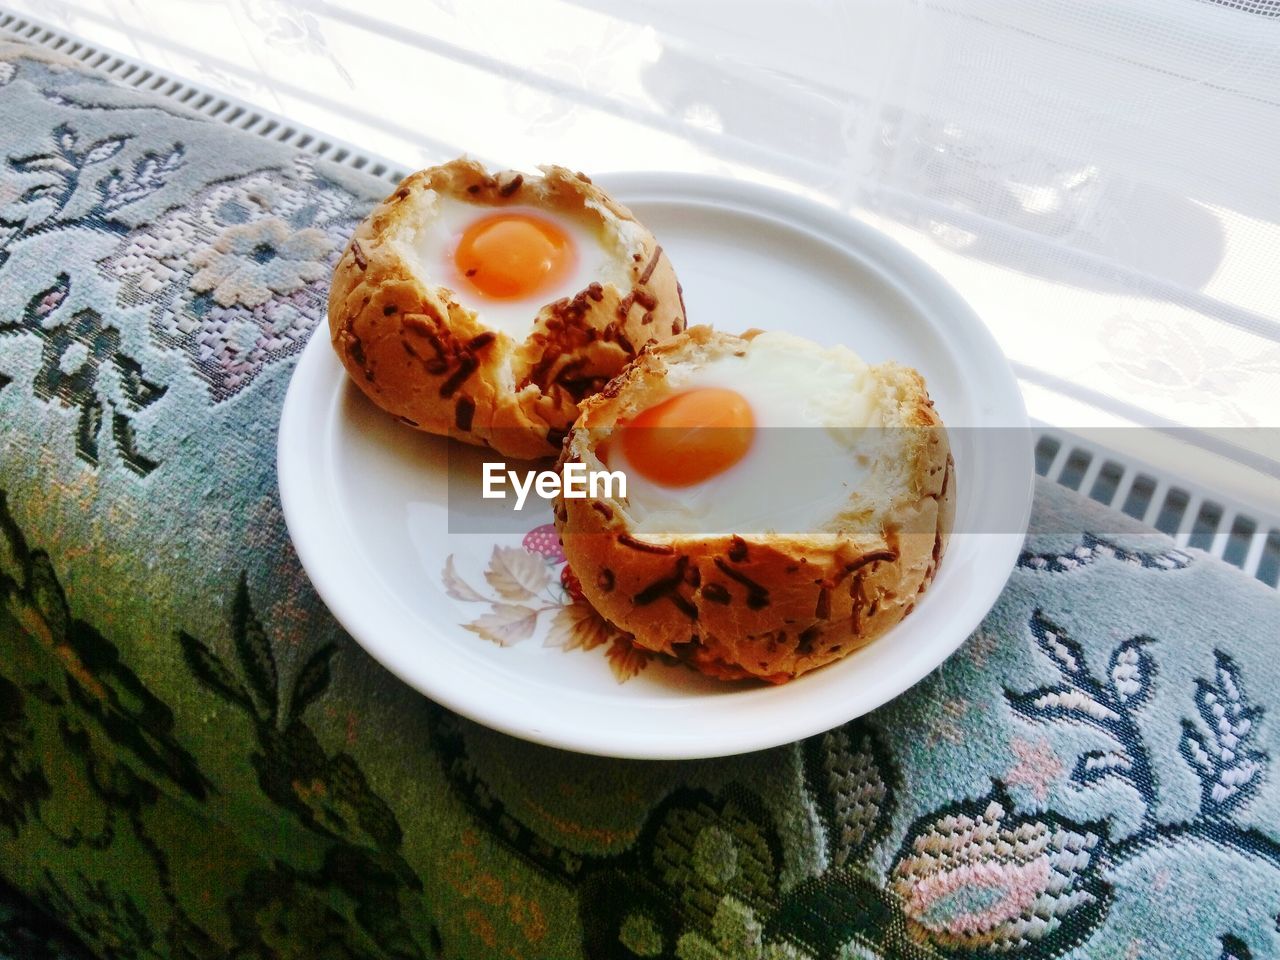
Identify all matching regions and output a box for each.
[554,326,954,682]
[328,158,685,459]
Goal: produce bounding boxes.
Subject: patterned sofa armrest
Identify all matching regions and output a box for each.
[1,41,1279,960]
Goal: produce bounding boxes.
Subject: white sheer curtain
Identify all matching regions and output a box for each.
[10,0,1280,502]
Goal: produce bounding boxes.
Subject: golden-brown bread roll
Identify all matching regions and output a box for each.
[553,326,954,682]
[328,158,686,459]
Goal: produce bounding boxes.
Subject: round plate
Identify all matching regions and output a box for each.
[278,172,1032,759]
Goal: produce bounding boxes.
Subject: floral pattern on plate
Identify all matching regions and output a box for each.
[443,523,654,683]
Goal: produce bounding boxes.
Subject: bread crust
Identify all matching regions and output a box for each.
[553,327,954,682]
[328,158,686,460]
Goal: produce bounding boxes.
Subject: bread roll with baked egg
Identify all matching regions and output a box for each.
[329,158,686,459]
[554,327,954,683]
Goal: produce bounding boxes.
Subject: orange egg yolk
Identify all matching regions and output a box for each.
[453,212,575,300]
[618,388,755,487]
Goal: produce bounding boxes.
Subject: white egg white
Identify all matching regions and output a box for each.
[409,196,631,340]
[615,332,886,536]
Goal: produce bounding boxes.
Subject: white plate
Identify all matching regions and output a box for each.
[278,172,1032,759]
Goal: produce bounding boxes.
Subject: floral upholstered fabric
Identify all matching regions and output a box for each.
[1,42,1279,960]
